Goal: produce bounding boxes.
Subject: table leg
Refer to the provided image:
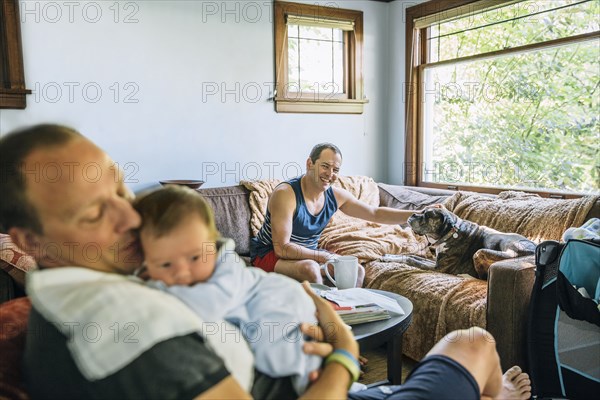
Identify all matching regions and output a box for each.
[387,333,403,384]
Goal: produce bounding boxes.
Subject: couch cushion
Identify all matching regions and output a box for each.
[0,234,37,289]
[378,184,450,210]
[197,186,252,256]
[0,297,31,400]
[444,191,600,242]
[364,260,487,362]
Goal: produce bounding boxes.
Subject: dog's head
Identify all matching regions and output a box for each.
[407,207,457,239]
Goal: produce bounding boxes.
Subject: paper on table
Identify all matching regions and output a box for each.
[323,288,404,315]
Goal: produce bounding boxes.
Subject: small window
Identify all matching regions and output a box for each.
[0,0,31,109]
[274,1,367,113]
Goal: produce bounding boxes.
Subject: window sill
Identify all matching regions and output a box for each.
[274,97,368,114]
[0,89,32,109]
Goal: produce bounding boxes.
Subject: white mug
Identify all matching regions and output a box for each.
[320,256,359,289]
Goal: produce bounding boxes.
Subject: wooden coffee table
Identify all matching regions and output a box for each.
[352,289,413,385]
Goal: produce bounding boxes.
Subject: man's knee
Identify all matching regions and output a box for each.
[444,327,496,355]
[298,260,322,283]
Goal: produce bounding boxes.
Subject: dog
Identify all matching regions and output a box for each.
[405,206,536,279]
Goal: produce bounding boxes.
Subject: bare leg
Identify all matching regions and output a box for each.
[425,327,530,400]
[274,259,322,283]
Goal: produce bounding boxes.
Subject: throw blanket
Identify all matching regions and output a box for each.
[241,179,282,236]
[241,177,431,262]
[444,191,599,242]
[365,260,487,360]
[318,212,431,263]
[26,268,254,390]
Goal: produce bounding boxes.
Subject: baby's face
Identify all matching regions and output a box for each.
[141,216,217,286]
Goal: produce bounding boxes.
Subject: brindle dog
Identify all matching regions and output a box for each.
[405,207,536,279]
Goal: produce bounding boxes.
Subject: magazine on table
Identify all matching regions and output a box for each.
[311,286,405,325]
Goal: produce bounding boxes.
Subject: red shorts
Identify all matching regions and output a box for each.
[251,250,279,273]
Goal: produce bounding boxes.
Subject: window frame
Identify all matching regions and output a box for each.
[0,0,31,109]
[404,0,599,199]
[273,1,366,114]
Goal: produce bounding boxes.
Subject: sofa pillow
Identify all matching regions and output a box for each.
[443,191,600,242]
[378,184,449,210]
[0,234,37,289]
[0,297,31,400]
[197,186,253,256]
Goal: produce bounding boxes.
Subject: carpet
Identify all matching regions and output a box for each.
[359,345,417,385]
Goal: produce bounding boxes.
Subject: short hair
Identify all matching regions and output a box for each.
[133,185,219,241]
[309,143,342,163]
[0,124,82,233]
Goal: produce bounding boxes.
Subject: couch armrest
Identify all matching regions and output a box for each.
[486,255,535,372]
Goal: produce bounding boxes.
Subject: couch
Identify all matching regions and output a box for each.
[1,179,598,398]
[196,179,599,372]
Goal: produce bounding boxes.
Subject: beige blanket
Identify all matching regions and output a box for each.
[240,177,429,262]
[318,212,430,263]
[365,260,487,361]
[240,179,281,237]
[444,191,599,242]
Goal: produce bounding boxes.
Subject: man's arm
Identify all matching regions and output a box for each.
[270,186,333,264]
[335,187,414,224]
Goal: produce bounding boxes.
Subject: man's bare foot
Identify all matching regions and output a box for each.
[496,366,531,399]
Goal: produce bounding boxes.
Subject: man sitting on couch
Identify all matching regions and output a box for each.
[250,143,418,286]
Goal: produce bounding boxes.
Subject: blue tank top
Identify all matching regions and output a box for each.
[250,176,338,259]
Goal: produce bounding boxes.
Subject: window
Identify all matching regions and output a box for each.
[405,0,599,197]
[274,1,366,113]
[0,0,31,109]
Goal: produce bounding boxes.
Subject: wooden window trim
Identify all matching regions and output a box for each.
[404,0,592,199]
[0,0,31,109]
[274,1,367,114]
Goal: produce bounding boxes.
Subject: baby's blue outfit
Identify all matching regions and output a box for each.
[146,238,321,395]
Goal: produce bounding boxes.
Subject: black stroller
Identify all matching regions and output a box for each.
[527,238,600,399]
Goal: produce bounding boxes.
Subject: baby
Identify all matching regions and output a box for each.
[133,185,321,395]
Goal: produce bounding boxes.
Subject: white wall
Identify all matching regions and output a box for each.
[0,0,392,191]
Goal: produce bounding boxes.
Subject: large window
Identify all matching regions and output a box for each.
[274,1,366,113]
[405,0,599,197]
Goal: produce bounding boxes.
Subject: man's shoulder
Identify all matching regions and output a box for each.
[269,183,296,205]
[331,185,353,204]
[272,181,294,194]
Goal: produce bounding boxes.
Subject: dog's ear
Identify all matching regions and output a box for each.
[428,207,443,221]
[441,209,455,227]
[424,207,437,218]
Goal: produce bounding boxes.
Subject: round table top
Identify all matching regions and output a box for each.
[351,289,413,348]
